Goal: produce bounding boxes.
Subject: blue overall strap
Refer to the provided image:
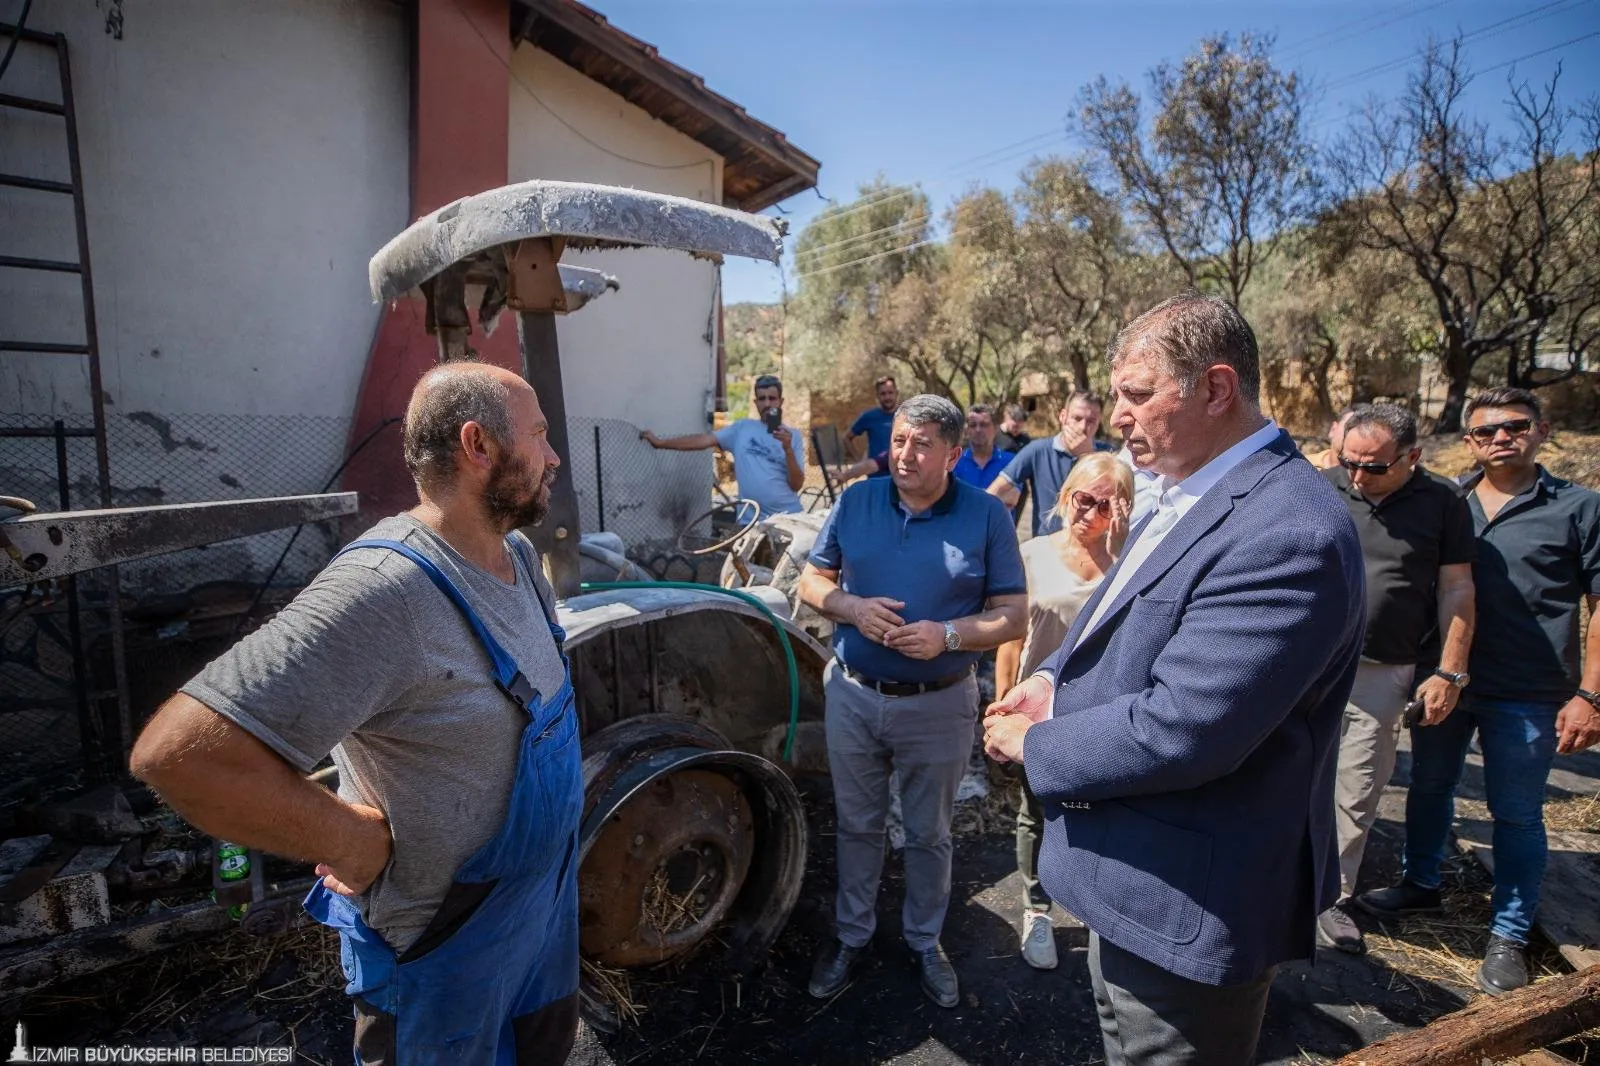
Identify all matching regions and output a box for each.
[335,538,539,708]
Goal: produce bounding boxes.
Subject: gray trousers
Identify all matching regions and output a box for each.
[1012,766,1051,913]
[1089,932,1276,1066]
[1334,660,1415,899]
[824,658,978,951]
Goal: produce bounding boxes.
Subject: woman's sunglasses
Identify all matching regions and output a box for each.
[1465,418,1534,445]
[1069,490,1113,517]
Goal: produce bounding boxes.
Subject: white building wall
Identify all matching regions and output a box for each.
[0,0,409,588]
[507,45,728,543]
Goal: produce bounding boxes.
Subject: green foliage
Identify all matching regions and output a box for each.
[762,35,1598,434]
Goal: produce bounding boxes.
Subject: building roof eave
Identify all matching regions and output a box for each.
[511,0,819,211]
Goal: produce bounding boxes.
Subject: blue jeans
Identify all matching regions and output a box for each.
[1403,696,1560,945]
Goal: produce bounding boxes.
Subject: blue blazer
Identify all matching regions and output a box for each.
[1025,431,1365,986]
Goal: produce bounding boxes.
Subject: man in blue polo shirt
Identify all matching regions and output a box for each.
[952,403,1014,489]
[845,375,899,475]
[989,390,1114,535]
[799,394,1027,1010]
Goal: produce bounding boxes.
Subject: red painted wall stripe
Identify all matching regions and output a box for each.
[341,0,517,524]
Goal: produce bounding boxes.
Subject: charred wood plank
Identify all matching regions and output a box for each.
[1334,965,1600,1066]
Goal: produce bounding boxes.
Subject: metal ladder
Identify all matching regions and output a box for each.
[1,14,132,769]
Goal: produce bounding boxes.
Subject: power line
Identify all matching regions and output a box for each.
[791,220,997,281]
[1480,27,1600,73]
[1309,21,1600,134]
[1276,0,1456,61]
[1320,0,1590,92]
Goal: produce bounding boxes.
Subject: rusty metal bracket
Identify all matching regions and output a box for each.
[0,492,359,585]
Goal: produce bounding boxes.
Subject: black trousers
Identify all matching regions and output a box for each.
[1088,932,1275,1066]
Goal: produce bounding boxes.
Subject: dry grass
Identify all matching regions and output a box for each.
[1545,791,1600,835]
[1362,853,1571,994]
[640,865,712,937]
[583,956,645,1026]
[27,916,342,1044]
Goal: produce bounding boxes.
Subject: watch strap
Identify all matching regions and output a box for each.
[1578,688,1600,711]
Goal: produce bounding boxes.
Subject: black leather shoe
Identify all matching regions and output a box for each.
[808,939,865,999]
[1315,904,1366,955]
[1352,880,1442,918]
[913,944,959,1009]
[1477,935,1529,996]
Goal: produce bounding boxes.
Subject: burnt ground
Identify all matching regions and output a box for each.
[15,759,1595,1065]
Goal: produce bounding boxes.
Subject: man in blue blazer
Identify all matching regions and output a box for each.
[985,290,1365,1066]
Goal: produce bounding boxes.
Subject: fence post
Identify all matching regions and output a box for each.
[594,423,605,533]
[54,420,101,779]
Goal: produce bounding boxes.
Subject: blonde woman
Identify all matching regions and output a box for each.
[994,450,1133,970]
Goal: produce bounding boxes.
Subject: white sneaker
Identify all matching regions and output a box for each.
[1020,910,1058,970]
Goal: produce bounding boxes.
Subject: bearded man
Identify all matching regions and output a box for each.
[133,362,582,1064]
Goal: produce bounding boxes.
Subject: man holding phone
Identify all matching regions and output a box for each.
[1317,404,1477,956]
[641,373,806,516]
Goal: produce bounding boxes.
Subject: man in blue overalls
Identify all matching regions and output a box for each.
[134,362,583,1064]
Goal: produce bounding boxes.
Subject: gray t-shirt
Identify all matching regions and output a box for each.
[182,515,567,952]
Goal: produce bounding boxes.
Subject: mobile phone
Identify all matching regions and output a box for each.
[1401,699,1426,728]
[762,407,782,432]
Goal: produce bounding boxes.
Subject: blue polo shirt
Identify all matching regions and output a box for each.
[809,476,1026,683]
[1000,435,1115,536]
[952,447,1014,489]
[849,407,895,474]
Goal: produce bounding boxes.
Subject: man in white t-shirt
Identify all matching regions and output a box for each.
[641,373,806,516]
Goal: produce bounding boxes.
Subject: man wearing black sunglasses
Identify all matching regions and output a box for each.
[1357,388,1600,996]
[1317,404,1476,956]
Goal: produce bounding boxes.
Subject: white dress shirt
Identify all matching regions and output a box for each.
[1072,419,1283,652]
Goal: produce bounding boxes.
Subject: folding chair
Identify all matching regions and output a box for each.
[802,424,846,512]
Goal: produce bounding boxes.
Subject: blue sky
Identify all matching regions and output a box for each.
[589,0,1600,305]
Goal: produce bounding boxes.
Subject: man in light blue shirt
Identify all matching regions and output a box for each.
[952,404,1014,489]
[641,374,805,516]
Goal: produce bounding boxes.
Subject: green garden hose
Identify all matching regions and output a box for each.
[578,581,801,762]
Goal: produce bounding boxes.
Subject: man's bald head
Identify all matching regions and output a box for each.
[403,362,533,489]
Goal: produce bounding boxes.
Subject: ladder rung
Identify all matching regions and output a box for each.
[0,341,91,354]
[0,255,80,274]
[0,173,74,194]
[0,20,59,47]
[0,91,64,116]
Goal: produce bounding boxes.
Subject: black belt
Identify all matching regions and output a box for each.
[842,664,973,697]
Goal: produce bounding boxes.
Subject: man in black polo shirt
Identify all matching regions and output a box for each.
[1316,404,1476,955]
[799,393,1027,1008]
[1358,388,1600,995]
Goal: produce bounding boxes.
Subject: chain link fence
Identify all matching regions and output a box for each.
[2,411,355,797]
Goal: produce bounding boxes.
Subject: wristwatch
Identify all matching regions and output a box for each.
[943,621,962,652]
[1432,668,1470,689]
[1577,688,1600,711]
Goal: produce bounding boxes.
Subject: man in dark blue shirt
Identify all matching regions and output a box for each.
[952,403,1014,489]
[845,375,899,475]
[800,394,1026,1009]
[989,390,1114,535]
[1358,388,1600,996]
